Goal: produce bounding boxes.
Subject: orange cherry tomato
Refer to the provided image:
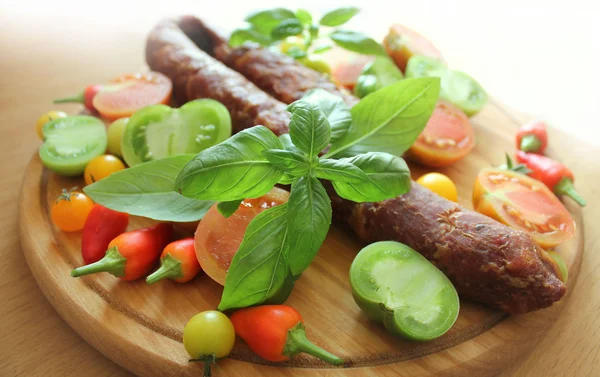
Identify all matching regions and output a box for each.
[407,101,475,167]
[51,188,94,232]
[473,168,575,249]
[35,111,68,140]
[84,155,126,185]
[416,172,458,202]
[194,187,290,285]
[383,24,445,72]
[325,47,375,89]
[93,72,172,121]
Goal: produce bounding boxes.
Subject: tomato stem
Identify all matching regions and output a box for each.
[519,135,542,153]
[189,354,216,377]
[283,322,344,366]
[554,177,586,207]
[146,254,183,284]
[54,92,85,105]
[71,246,126,278]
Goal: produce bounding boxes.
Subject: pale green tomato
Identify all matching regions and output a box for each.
[183,310,235,359]
[107,117,129,158]
[298,56,332,74]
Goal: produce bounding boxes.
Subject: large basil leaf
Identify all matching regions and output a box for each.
[295,9,313,26]
[326,77,440,158]
[285,176,332,275]
[218,204,293,311]
[301,89,351,142]
[330,30,386,56]
[175,126,283,201]
[245,8,296,36]
[263,149,310,177]
[331,152,411,202]
[229,27,271,47]
[319,7,360,27]
[84,155,213,222]
[217,200,243,218]
[287,101,331,157]
[271,19,304,40]
[314,158,367,184]
[354,56,404,98]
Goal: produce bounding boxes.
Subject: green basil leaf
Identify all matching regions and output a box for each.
[287,100,331,157]
[271,19,304,41]
[217,200,242,218]
[278,173,296,185]
[319,7,360,27]
[285,176,331,275]
[84,155,213,222]
[314,158,367,184]
[279,134,301,153]
[295,9,313,25]
[331,152,411,202]
[229,27,271,47]
[218,204,294,311]
[312,44,332,54]
[330,30,386,56]
[301,89,351,143]
[285,46,308,59]
[354,56,404,98]
[245,8,296,36]
[326,77,440,158]
[309,24,319,38]
[175,126,283,201]
[263,149,310,177]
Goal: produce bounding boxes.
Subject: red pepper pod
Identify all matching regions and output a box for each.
[54,84,104,112]
[71,223,173,280]
[146,238,201,284]
[516,120,548,154]
[81,204,129,264]
[516,150,586,207]
[230,305,344,366]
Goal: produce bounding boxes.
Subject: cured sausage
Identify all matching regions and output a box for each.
[145,19,290,135]
[145,18,567,313]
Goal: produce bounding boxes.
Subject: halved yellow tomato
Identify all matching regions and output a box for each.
[406,101,475,167]
[194,187,290,286]
[383,24,446,72]
[473,168,575,249]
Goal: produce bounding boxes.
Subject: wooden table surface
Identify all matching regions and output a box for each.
[1,3,599,377]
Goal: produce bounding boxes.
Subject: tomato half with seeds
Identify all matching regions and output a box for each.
[194,187,290,285]
[473,168,575,249]
[406,101,475,167]
[383,24,446,72]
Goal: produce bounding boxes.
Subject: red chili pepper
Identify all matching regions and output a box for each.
[230,305,344,366]
[71,223,173,280]
[146,238,201,284]
[516,150,586,207]
[54,84,105,112]
[516,120,548,154]
[81,204,129,265]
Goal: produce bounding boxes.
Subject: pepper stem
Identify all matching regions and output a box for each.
[283,322,344,366]
[554,177,586,207]
[53,91,85,104]
[520,135,542,153]
[189,354,216,377]
[146,254,183,284]
[71,246,127,278]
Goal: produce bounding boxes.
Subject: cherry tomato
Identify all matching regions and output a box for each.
[416,173,458,202]
[298,56,331,74]
[407,101,475,167]
[36,111,68,140]
[473,168,575,249]
[195,187,290,285]
[51,188,94,232]
[84,155,126,185]
[106,118,129,158]
[280,36,306,55]
[383,24,445,72]
[183,310,235,359]
[331,54,375,89]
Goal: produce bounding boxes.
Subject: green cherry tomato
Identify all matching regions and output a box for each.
[121,99,232,167]
[39,115,108,176]
[183,310,235,359]
[404,55,446,79]
[107,117,129,158]
[547,250,568,283]
[350,241,459,341]
[298,56,332,74]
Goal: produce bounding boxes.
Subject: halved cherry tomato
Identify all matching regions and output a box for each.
[406,101,475,167]
[194,187,290,286]
[473,168,575,249]
[326,47,375,89]
[51,188,95,232]
[36,111,68,140]
[383,24,446,72]
[93,72,172,121]
[84,155,126,185]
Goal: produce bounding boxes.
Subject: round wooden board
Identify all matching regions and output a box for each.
[19,100,583,377]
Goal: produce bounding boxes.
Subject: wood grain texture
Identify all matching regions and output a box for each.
[2,4,600,377]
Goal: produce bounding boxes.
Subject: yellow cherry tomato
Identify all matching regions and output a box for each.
[280,36,306,55]
[183,310,235,359]
[416,172,458,202]
[50,188,94,232]
[84,155,126,185]
[107,118,129,157]
[36,111,68,140]
[298,56,332,75]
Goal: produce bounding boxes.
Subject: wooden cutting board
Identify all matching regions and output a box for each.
[18,99,583,377]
